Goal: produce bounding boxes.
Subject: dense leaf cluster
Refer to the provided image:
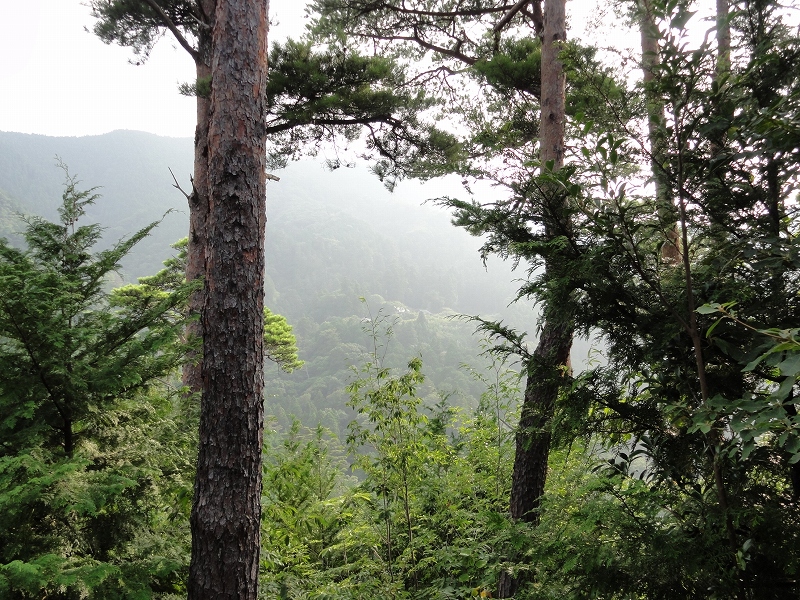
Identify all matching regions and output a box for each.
[0,171,198,598]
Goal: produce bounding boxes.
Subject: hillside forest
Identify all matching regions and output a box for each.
[1,0,800,599]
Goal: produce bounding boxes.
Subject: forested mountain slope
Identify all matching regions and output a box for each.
[0,130,521,314]
[0,130,558,426]
[0,131,193,276]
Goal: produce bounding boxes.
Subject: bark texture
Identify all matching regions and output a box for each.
[499,0,570,596]
[188,0,269,598]
[183,0,215,395]
[508,309,571,522]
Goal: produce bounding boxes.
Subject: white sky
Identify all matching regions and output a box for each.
[0,0,644,139]
[0,0,311,138]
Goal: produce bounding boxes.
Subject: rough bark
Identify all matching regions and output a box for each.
[498,0,569,596]
[187,0,269,598]
[509,311,572,517]
[183,0,215,395]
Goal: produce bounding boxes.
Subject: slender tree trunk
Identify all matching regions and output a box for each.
[183,1,215,395]
[711,0,731,156]
[63,416,74,459]
[708,5,739,559]
[188,0,269,597]
[637,0,679,261]
[716,0,731,78]
[499,0,570,596]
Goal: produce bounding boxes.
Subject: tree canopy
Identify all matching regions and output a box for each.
[3,0,800,598]
[0,169,198,599]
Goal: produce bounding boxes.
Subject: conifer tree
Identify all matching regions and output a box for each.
[0,169,197,598]
[0,167,194,460]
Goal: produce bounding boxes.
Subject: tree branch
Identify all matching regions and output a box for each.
[365,3,515,19]
[493,0,541,34]
[350,30,478,65]
[411,26,477,65]
[169,167,191,200]
[265,114,397,135]
[141,0,199,61]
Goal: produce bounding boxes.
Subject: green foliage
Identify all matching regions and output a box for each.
[259,317,525,599]
[473,38,541,97]
[266,39,464,188]
[694,303,800,463]
[0,170,197,598]
[89,0,200,62]
[264,308,304,373]
[0,167,196,457]
[178,76,212,99]
[542,2,800,595]
[259,419,356,598]
[267,40,415,131]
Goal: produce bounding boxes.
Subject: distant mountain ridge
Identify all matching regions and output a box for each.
[0,129,599,427]
[0,129,529,325]
[0,130,193,278]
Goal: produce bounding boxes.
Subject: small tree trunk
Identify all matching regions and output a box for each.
[63,416,74,459]
[499,0,570,596]
[188,0,269,597]
[716,0,730,78]
[183,5,214,395]
[637,0,679,261]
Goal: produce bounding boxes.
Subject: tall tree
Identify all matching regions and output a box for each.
[495,1,570,596]
[186,0,269,597]
[636,0,680,261]
[90,0,216,394]
[89,4,270,595]
[508,0,569,526]
[89,0,422,397]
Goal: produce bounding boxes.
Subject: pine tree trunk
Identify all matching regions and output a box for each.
[510,309,572,522]
[188,0,269,597]
[183,2,214,396]
[499,0,569,596]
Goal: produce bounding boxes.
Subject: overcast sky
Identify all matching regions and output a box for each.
[0,0,310,138]
[0,1,643,139]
